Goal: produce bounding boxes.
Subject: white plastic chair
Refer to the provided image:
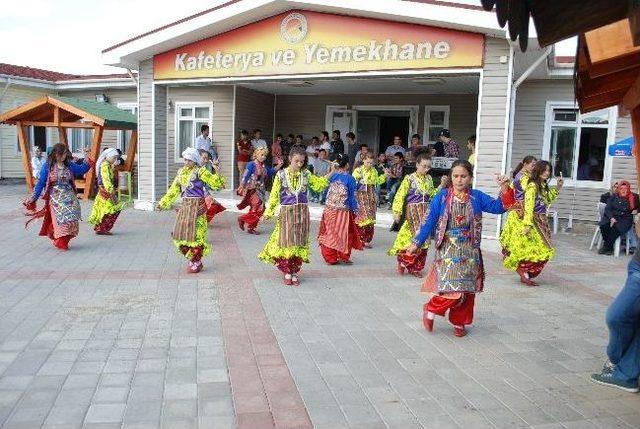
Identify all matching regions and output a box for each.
[547,209,558,234]
[589,203,606,251]
[613,229,635,257]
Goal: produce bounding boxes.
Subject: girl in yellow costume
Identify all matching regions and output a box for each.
[259,146,333,286]
[88,148,125,235]
[388,150,447,277]
[352,152,388,248]
[157,147,225,273]
[500,160,563,286]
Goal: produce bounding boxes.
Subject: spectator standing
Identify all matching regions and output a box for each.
[236,129,252,178]
[346,132,358,165]
[591,217,640,393]
[31,146,45,180]
[467,135,477,166]
[251,128,268,150]
[195,125,217,160]
[272,134,284,167]
[281,134,293,159]
[331,130,344,157]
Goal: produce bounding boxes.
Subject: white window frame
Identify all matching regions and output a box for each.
[542,101,617,189]
[423,105,450,145]
[117,102,138,153]
[174,101,213,163]
[66,126,93,155]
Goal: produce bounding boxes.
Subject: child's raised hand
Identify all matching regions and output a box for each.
[440,175,449,187]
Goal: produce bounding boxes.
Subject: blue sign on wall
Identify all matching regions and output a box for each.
[609,136,634,157]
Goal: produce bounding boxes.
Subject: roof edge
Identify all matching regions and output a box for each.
[102,0,242,53]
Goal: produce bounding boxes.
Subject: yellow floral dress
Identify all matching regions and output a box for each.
[500,182,559,272]
[88,162,124,229]
[158,166,225,259]
[352,165,386,228]
[258,168,329,264]
[388,173,438,255]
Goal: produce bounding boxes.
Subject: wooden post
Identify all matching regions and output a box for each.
[82,125,104,200]
[58,127,68,146]
[631,107,640,191]
[16,121,34,192]
[124,130,137,172]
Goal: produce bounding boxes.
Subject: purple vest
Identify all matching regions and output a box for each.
[406,174,432,205]
[181,169,207,198]
[279,170,309,205]
[513,172,527,202]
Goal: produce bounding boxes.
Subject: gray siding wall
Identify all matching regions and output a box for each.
[274,93,477,159]
[166,85,234,182]
[153,85,168,199]
[475,37,512,237]
[512,79,634,222]
[0,84,55,178]
[137,59,155,202]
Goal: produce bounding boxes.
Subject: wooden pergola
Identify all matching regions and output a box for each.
[0,95,137,199]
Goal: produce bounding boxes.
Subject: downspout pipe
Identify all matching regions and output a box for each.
[0,77,12,179]
[505,46,553,175]
[126,68,138,86]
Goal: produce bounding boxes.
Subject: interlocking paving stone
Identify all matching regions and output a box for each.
[1,183,640,428]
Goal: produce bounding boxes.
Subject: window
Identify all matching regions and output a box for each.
[175,102,213,161]
[543,103,616,186]
[117,103,138,153]
[423,106,450,144]
[16,126,48,153]
[67,128,93,154]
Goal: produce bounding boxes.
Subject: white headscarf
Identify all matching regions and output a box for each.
[182,147,201,165]
[95,148,119,174]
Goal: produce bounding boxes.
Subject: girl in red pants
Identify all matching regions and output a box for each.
[24,143,92,251]
[157,148,225,273]
[318,154,363,265]
[237,147,282,234]
[406,161,510,337]
[258,146,333,285]
[352,152,388,248]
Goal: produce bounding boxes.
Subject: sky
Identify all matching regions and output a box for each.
[0,0,577,75]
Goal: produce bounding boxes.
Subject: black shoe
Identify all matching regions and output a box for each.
[591,371,639,393]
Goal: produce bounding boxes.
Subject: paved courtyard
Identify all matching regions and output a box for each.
[0,183,638,429]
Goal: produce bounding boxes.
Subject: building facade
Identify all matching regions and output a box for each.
[1,0,634,238]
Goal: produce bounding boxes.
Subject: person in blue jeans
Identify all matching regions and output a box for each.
[591,250,640,393]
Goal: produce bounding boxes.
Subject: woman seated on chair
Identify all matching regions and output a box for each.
[599,181,638,255]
